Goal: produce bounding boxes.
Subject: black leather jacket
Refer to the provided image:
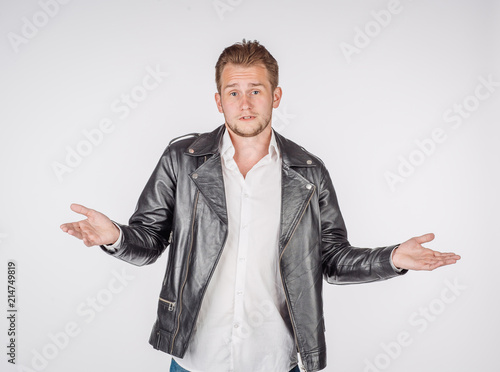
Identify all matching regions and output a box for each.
[102,125,406,372]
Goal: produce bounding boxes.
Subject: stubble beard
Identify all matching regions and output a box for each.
[225,111,272,138]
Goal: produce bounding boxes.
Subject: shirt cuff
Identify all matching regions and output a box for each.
[102,222,123,253]
[390,245,404,273]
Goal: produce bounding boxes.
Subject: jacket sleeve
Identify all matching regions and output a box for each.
[319,164,407,284]
[100,146,176,266]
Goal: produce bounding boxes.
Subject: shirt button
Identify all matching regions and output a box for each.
[243,193,249,198]
[239,257,245,262]
[234,324,239,328]
[306,184,312,189]
[192,173,198,179]
[237,290,243,295]
[307,159,313,164]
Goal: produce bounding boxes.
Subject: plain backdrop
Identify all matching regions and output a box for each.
[1,1,499,371]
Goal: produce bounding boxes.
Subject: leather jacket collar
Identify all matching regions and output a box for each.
[184,124,316,169]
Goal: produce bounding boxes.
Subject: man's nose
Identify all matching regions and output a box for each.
[240,95,252,110]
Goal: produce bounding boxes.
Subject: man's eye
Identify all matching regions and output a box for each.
[229,92,237,97]
[251,90,259,95]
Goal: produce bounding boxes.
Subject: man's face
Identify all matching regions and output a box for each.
[215,63,282,138]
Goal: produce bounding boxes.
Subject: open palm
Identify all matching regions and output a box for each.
[60,203,119,247]
[392,233,461,271]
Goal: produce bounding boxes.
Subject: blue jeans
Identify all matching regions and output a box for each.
[170,358,301,372]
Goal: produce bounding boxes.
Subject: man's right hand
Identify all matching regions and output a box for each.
[60,203,120,247]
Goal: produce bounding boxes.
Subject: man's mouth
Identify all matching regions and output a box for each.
[239,116,255,120]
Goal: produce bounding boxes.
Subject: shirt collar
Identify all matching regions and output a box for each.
[220,127,280,161]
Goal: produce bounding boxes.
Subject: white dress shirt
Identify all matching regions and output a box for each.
[172,129,297,372]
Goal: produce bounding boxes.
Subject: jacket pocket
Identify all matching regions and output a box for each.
[159,297,176,311]
[157,298,176,332]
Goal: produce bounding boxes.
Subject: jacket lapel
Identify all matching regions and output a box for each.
[275,130,317,254]
[189,154,228,225]
[279,165,315,253]
[185,125,228,225]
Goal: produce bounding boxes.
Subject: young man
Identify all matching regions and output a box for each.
[60,40,460,372]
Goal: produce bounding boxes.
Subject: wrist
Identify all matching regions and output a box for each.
[391,245,403,271]
[111,223,120,244]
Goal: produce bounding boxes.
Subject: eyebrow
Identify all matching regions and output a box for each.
[224,83,264,90]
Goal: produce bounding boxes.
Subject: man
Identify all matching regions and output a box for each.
[60,40,460,372]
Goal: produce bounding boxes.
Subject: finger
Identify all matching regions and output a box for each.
[66,228,84,240]
[60,222,84,233]
[70,203,92,217]
[428,257,460,270]
[414,233,435,245]
[433,251,461,260]
[82,238,94,247]
[61,222,88,240]
[431,252,462,263]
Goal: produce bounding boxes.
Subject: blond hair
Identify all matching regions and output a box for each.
[215,39,279,93]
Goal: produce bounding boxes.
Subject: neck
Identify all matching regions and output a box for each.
[225,124,273,178]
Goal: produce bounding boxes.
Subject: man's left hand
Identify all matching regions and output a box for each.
[392,233,461,271]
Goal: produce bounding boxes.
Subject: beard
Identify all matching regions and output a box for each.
[225,111,272,138]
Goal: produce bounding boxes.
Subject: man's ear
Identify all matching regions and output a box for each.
[272,87,282,109]
[215,92,224,113]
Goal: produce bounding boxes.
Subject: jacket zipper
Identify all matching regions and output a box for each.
[159,297,176,312]
[279,186,315,372]
[163,233,175,287]
[167,155,207,352]
[170,189,200,353]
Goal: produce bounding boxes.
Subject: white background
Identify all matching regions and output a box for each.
[1,0,499,371]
